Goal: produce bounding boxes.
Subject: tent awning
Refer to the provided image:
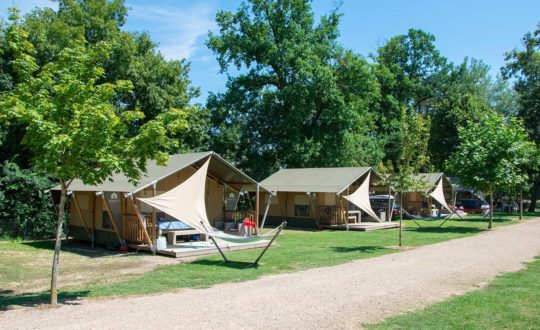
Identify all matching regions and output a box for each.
[343,172,381,222]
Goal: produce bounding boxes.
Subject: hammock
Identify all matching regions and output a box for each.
[138,157,286,266]
[401,209,452,228]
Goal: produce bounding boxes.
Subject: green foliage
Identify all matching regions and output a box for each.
[503,22,540,145]
[446,112,537,193]
[373,29,449,166]
[380,107,431,193]
[0,9,187,185]
[206,0,382,179]
[0,1,209,168]
[0,162,56,239]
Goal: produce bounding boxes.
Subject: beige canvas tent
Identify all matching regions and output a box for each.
[259,167,391,229]
[51,152,267,252]
[401,173,455,216]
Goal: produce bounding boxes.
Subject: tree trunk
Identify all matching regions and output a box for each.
[489,185,494,230]
[528,175,540,212]
[50,179,68,305]
[399,193,403,247]
[519,189,523,220]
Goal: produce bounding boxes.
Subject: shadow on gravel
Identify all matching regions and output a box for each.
[0,290,89,311]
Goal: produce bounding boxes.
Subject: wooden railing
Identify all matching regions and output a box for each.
[225,210,256,222]
[317,205,346,226]
[122,213,155,244]
[405,201,425,215]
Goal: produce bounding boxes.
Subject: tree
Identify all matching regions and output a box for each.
[0,10,188,304]
[206,0,382,179]
[446,112,537,229]
[428,58,494,169]
[0,0,209,168]
[373,29,450,166]
[503,22,540,212]
[379,108,431,246]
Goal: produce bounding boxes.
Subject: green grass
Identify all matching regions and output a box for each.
[0,213,536,310]
[366,256,540,330]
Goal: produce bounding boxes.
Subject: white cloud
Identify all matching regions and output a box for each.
[128,2,217,60]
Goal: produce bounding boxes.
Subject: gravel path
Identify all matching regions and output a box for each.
[2,219,540,330]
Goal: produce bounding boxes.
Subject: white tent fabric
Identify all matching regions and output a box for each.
[343,172,381,222]
[429,178,452,212]
[138,158,212,233]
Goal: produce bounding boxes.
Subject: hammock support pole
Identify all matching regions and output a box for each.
[209,236,229,263]
[252,221,286,266]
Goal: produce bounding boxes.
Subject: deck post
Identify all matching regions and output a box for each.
[71,192,93,243]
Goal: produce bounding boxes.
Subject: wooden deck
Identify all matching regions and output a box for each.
[322,222,400,231]
[127,238,271,258]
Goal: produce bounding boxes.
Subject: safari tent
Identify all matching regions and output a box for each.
[401,173,455,216]
[52,152,268,255]
[259,167,398,230]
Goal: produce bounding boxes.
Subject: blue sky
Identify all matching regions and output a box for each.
[2,0,540,104]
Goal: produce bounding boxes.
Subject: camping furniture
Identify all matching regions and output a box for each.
[139,158,286,266]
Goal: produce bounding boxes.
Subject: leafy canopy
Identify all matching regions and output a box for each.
[206,0,382,179]
[0,9,187,185]
[446,111,537,193]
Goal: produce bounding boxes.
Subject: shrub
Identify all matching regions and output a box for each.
[0,162,56,239]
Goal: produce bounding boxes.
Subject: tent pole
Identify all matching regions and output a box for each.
[259,193,273,232]
[100,194,122,244]
[129,194,154,252]
[71,192,93,242]
[152,183,157,253]
[255,184,260,235]
[252,221,286,266]
[92,193,96,248]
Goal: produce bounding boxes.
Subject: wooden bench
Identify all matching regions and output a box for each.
[164,230,206,245]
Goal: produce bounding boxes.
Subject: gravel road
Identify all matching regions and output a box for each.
[1,219,539,330]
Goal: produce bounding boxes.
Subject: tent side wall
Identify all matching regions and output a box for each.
[261,191,337,228]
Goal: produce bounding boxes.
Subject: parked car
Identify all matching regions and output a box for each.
[456,199,489,213]
[369,195,400,218]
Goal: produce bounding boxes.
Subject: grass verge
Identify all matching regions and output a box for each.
[0,213,536,310]
[365,255,540,330]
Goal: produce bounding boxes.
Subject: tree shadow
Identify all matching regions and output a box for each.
[410,226,483,234]
[22,240,126,259]
[330,245,387,253]
[461,217,512,223]
[0,289,89,311]
[190,259,259,269]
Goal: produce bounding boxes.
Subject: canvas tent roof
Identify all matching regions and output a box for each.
[260,167,373,193]
[412,173,453,193]
[52,151,260,193]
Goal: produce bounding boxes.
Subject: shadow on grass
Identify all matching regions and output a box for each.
[408,226,484,234]
[460,217,512,223]
[22,240,125,259]
[330,245,387,253]
[0,289,89,311]
[190,259,259,269]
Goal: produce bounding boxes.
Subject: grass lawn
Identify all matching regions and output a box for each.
[366,255,540,330]
[0,213,536,310]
